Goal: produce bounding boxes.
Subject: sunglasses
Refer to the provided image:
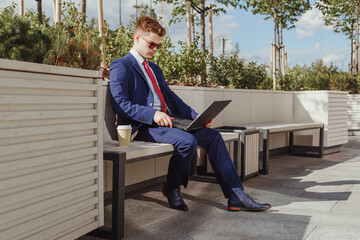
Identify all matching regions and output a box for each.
[138,35,162,49]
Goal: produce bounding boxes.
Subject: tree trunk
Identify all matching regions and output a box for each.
[97,0,106,68]
[55,0,61,23]
[19,0,24,16]
[272,42,276,90]
[350,20,354,74]
[209,4,213,56]
[200,0,206,54]
[276,13,281,76]
[81,0,86,14]
[36,0,43,23]
[80,0,86,22]
[187,0,191,48]
[357,4,360,74]
[192,7,195,43]
[353,40,356,74]
[351,36,354,74]
[52,0,56,22]
[273,11,277,90]
[280,22,285,74]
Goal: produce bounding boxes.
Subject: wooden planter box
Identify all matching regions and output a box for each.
[0,59,103,240]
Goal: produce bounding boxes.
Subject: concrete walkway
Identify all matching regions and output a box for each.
[81,136,360,240]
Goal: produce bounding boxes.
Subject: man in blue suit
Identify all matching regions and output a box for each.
[110,16,270,212]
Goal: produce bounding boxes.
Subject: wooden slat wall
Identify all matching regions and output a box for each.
[348,94,360,130]
[244,133,259,177]
[328,92,348,146]
[0,59,103,240]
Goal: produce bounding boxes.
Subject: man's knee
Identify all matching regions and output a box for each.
[178,134,197,153]
[199,128,221,140]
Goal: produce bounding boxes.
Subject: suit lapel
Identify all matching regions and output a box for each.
[126,53,148,84]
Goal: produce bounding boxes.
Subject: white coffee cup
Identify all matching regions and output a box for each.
[117,125,132,146]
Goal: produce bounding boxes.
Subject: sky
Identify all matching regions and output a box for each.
[1,0,350,70]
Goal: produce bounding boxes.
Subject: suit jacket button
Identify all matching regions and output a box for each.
[150,103,153,106]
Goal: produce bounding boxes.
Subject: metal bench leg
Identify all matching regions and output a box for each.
[240,133,246,181]
[111,153,126,240]
[289,132,294,154]
[260,130,269,175]
[87,152,126,240]
[319,126,324,158]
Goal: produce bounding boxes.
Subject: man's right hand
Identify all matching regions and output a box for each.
[153,111,174,128]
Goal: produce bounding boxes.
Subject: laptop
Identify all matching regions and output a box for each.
[172,100,232,131]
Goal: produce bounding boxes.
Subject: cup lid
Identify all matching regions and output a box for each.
[117,125,132,130]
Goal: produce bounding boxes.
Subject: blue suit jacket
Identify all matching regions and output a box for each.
[110,53,198,134]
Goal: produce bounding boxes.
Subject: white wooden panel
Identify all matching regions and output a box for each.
[0,95,97,104]
[0,87,95,97]
[244,133,259,177]
[294,91,348,147]
[0,122,97,139]
[0,109,97,121]
[27,211,98,240]
[0,116,95,129]
[0,59,103,240]
[0,70,95,84]
[0,77,97,90]
[0,135,97,157]
[0,161,97,191]
[0,173,97,210]
[0,189,97,229]
[348,94,360,130]
[0,129,95,146]
[1,153,96,181]
[0,147,97,173]
[0,103,95,112]
[0,59,101,78]
[0,142,95,163]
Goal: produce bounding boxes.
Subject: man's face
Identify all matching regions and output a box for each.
[133,32,161,59]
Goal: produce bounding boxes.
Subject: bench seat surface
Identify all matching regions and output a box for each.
[245,122,323,133]
[104,140,174,160]
[103,132,238,161]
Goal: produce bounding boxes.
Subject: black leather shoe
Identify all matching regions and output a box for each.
[228,190,271,211]
[162,183,188,211]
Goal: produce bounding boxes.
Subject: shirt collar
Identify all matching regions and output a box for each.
[130,48,146,66]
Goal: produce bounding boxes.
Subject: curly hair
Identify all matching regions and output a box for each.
[134,16,166,37]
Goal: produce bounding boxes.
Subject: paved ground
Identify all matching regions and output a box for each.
[81,136,360,240]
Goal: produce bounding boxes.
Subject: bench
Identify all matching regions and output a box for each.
[90,132,240,240]
[245,123,324,174]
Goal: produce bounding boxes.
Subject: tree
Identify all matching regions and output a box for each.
[245,0,310,89]
[128,3,157,28]
[316,0,360,74]
[154,0,245,54]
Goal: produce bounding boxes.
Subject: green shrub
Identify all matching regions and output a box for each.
[208,53,271,89]
[43,1,101,70]
[0,4,51,63]
[104,24,133,66]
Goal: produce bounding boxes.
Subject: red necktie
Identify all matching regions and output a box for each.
[142,60,166,112]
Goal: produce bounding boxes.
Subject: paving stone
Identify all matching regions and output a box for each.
[306,225,360,240]
[79,136,360,240]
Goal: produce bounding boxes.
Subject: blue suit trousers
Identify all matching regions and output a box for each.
[135,127,244,198]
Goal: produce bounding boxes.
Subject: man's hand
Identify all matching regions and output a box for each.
[205,119,214,128]
[153,111,174,128]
